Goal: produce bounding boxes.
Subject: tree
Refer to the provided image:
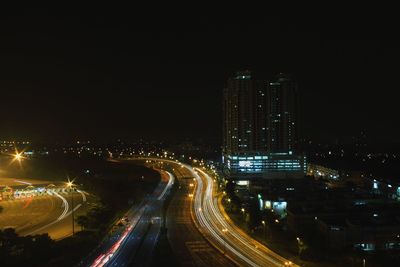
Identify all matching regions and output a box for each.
[225,179,235,198]
[246,198,262,230]
[76,215,90,230]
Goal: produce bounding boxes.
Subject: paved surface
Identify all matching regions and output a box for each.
[139,158,297,267]
[193,167,297,267]
[158,160,235,267]
[83,168,174,267]
[0,191,88,240]
[130,171,173,267]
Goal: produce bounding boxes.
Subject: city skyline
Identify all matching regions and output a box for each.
[2,8,400,267]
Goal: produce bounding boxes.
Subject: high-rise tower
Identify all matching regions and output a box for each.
[222,71,305,179]
[266,73,298,153]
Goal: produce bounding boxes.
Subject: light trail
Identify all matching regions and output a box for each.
[77,190,87,202]
[137,158,296,267]
[88,167,174,267]
[13,179,33,185]
[54,191,69,221]
[90,206,145,267]
[193,166,298,267]
[158,171,174,200]
[26,192,85,236]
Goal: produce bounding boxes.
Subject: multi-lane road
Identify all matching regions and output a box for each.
[3,158,296,266]
[0,187,87,240]
[163,161,234,267]
[84,167,175,267]
[193,166,297,267]
[140,158,297,267]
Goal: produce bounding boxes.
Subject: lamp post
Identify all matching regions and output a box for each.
[296,237,304,257]
[221,228,228,254]
[66,179,75,236]
[261,220,266,241]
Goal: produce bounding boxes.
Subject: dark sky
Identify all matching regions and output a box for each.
[0,8,398,144]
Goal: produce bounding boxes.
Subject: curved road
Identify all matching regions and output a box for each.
[139,158,297,267]
[0,191,87,240]
[193,167,297,267]
[162,161,234,267]
[84,168,174,267]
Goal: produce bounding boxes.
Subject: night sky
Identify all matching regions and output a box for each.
[0,8,398,144]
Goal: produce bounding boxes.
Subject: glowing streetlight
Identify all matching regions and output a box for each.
[66,178,76,236]
[11,149,25,164]
[14,152,22,161]
[66,180,74,188]
[261,220,267,240]
[296,236,305,256]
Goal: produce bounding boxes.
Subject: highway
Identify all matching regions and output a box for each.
[192,166,297,267]
[84,168,174,267]
[139,158,296,267]
[0,191,87,240]
[163,161,234,267]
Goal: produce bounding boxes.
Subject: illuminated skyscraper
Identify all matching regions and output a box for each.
[222,71,305,179]
[266,73,298,153]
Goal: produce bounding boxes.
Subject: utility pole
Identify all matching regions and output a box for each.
[66,179,75,236]
[71,186,75,236]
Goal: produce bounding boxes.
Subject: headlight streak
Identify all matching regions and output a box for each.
[134,157,297,267]
[192,167,297,267]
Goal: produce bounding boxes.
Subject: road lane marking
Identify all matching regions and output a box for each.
[25,192,84,236]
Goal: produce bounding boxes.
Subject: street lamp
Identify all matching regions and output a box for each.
[11,149,25,164]
[296,237,304,257]
[14,152,22,161]
[241,208,246,220]
[221,228,228,254]
[261,220,266,241]
[227,198,231,212]
[66,179,76,236]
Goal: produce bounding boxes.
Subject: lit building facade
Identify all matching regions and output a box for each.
[222,71,306,179]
